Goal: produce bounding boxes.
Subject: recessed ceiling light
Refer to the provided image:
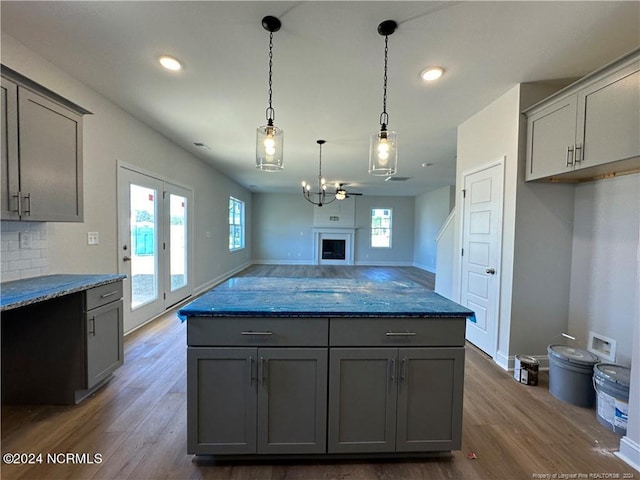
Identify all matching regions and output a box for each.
[420,66,444,81]
[159,55,182,71]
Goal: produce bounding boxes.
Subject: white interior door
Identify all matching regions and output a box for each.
[460,161,503,358]
[118,165,192,333]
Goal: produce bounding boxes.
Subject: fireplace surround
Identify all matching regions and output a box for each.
[312,228,355,265]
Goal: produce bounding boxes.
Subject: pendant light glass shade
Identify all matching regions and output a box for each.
[369,129,398,176]
[256,123,284,171]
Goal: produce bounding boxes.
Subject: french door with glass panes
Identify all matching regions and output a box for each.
[118,164,192,333]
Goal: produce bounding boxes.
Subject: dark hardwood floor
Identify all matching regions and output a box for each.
[1,266,635,479]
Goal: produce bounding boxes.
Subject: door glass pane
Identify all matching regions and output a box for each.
[130,184,158,309]
[169,193,187,292]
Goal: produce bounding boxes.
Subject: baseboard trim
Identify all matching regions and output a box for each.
[412,262,436,274]
[494,352,550,371]
[617,436,640,473]
[194,261,252,295]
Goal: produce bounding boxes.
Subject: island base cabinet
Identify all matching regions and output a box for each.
[188,347,327,455]
[328,347,464,454]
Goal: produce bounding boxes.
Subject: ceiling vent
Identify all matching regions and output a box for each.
[384,176,412,182]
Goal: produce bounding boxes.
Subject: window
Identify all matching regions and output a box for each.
[229,197,245,251]
[371,208,392,248]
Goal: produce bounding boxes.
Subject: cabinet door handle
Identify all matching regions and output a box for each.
[259,356,267,386]
[566,146,574,166]
[574,144,582,163]
[88,316,96,336]
[400,357,407,382]
[248,356,255,385]
[100,290,120,299]
[386,331,417,336]
[22,193,31,216]
[11,192,21,215]
[241,331,273,336]
[389,358,396,385]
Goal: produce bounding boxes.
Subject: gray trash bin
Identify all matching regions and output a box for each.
[593,363,630,435]
[547,344,599,407]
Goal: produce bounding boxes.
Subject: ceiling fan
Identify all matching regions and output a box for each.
[335,183,363,200]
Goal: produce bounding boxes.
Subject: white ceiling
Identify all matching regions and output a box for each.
[2,1,639,196]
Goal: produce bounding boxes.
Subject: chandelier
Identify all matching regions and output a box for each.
[301,140,338,207]
[369,20,398,176]
[256,15,284,171]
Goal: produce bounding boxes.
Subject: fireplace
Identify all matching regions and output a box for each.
[322,239,346,260]
[313,228,356,265]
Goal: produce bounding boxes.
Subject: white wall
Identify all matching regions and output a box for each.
[354,196,414,266]
[251,194,415,266]
[568,173,639,366]
[251,193,315,264]
[455,83,574,367]
[1,33,252,291]
[413,186,455,273]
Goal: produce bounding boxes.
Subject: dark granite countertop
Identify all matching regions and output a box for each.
[179,277,475,320]
[1,274,126,312]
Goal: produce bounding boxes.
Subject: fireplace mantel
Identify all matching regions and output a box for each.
[312,227,356,265]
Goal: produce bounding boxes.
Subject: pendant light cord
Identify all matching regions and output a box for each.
[266,31,275,124]
[380,34,389,128]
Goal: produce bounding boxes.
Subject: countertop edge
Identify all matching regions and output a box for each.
[1,275,126,312]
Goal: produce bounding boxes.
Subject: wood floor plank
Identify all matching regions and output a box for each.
[1,265,635,480]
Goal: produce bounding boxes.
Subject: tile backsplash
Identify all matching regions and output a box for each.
[1,221,48,282]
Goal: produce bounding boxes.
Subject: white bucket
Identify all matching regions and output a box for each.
[593,363,630,435]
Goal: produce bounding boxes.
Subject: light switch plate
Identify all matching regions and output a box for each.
[19,232,32,249]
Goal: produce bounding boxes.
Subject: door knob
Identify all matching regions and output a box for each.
[122,255,132,262]
[486,268,496,274]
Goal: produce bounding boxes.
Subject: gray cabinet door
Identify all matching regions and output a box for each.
[257,348,327,454]
[396,347,464,452]
[17,86,83,221]
[86,300,123,389]
[577,63,640,168]
[526,95,577,181]
[187,347,257,455]
[1,77,19,219]
[328,348,397,453]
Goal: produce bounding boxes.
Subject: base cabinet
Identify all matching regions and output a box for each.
[186,316,466,458]
[188,347,327,455]
[1,279,124,405]
[328,347,464,453]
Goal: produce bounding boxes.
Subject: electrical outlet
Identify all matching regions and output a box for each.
[19,232,32,249]
[87,232,100,245]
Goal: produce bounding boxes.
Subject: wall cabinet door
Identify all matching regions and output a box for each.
[525,95,577,181]
[86,300,124,389]
[257,348,327,454]
[395,348,464,452]
[328,348,397,453]
[577,63,640,168]
[1,71,86,222]
[1,77,19,220]
[17,87,83,221]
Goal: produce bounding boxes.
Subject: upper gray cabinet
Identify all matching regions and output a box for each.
[1,66,90,222]
[525,50,639,182]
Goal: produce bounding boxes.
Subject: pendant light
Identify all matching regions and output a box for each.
[256,16,284,171]
[301,140,338,207]
[369,20,398,177]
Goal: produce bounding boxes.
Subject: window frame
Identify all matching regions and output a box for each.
[229,196,245,252]
[370,207,393,249]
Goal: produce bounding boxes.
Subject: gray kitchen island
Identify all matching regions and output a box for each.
[179,277,474,459]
